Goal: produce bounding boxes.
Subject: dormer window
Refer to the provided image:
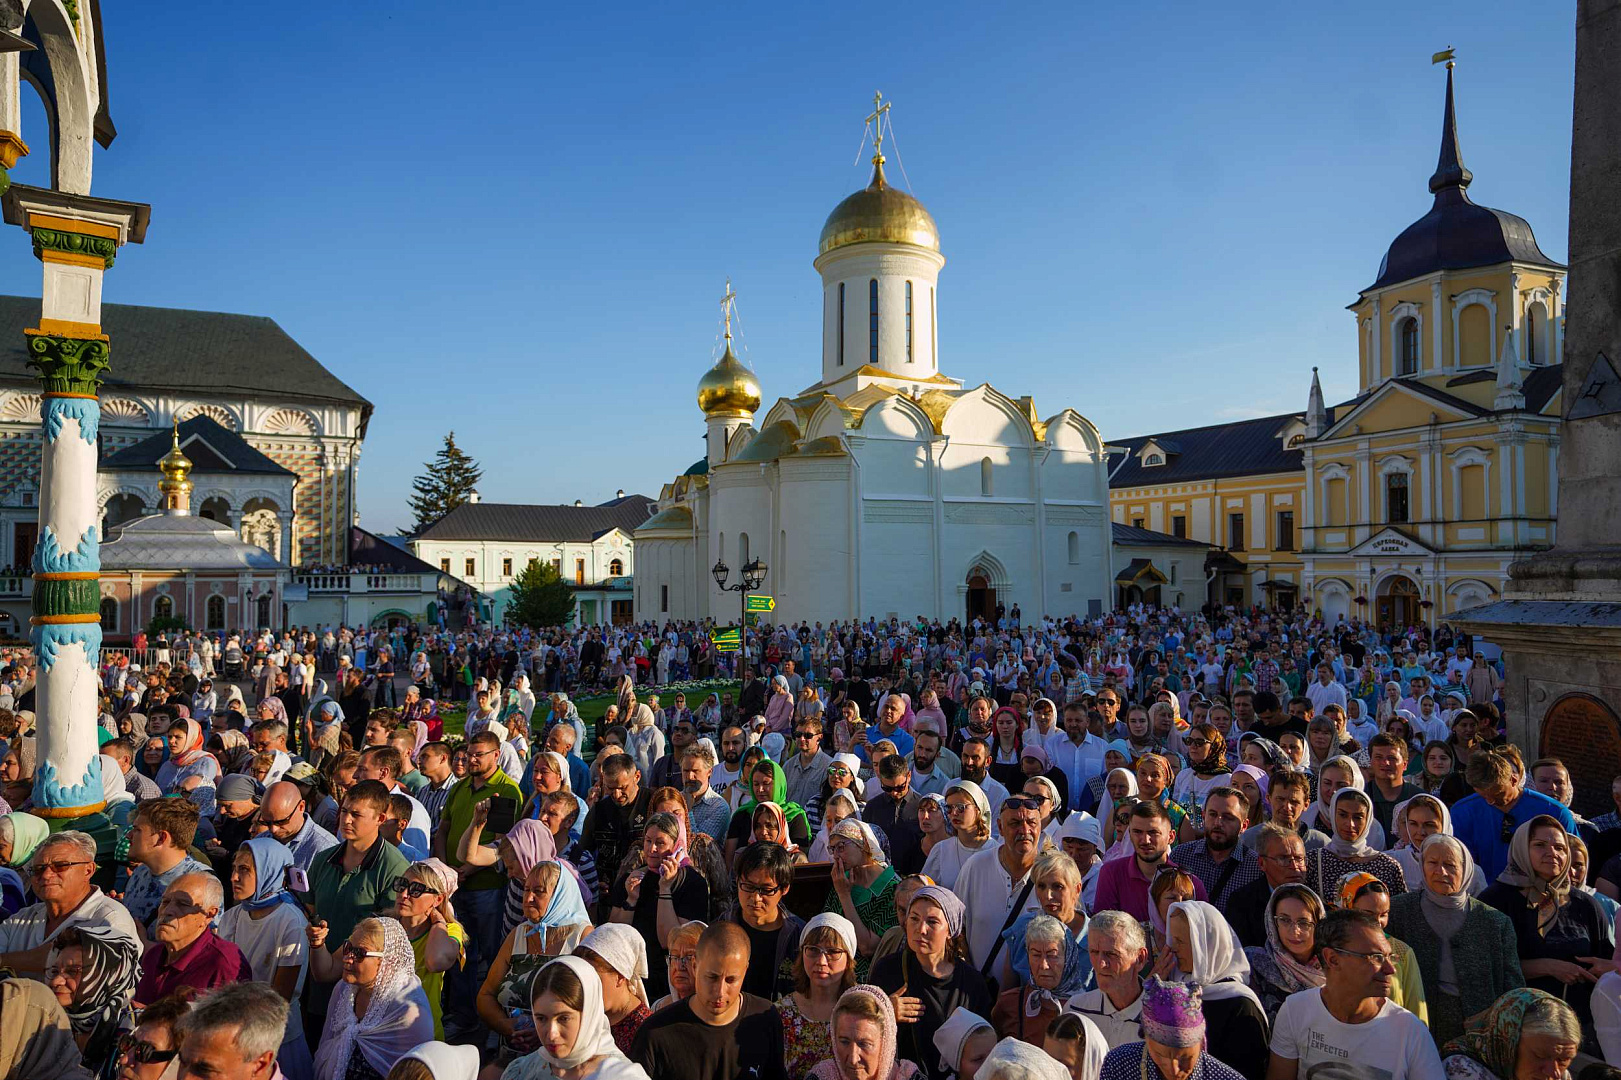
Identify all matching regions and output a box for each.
[1287,434,1304,449]
[1145,453,1164,466]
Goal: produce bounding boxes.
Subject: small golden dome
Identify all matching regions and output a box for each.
[819,159,939,257]
[697,344,762,417]
[157,422,193,505]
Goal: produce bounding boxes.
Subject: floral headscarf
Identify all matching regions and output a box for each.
[808,986,912,1080]
[46,923,139,1039]
[1442,988,1576,1080]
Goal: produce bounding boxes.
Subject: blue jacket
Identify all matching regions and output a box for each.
[1451,787,1576,881]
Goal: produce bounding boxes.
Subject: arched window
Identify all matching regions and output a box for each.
[608,558,624,576]
[905,281,914,362]
[206,594,226,631]
[1067,531,1080,564]
[837,283,845,366]
[256,593,272,629]
[1398,317,1419,375]
[869,279,879,364]
[1145,453,1163,466]
[1386,473,1410,523]
[99,597,117,632]
[153,594,173,622]
[739,532,750,565]
[980,457,993,497]
[1526,302,1547,365]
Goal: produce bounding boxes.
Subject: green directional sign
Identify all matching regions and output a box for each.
[710,626,740,653]
[745,594,775,613]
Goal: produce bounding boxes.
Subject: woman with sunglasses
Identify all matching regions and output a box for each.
[312,918,434,1080]
[393,860,465,1041]
[920,781,991,890]
[108,994,189,1080]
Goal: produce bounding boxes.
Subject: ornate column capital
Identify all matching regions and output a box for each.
[25,330,110,394]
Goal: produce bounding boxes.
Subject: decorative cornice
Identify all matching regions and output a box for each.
[25,331,110,395]
[0,131,29,170]
[33,227,117,269]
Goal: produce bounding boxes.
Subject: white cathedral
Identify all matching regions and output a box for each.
[633,106,1114,625]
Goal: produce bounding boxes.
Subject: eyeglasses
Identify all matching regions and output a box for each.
[29,859,90,878]
[668,951,699,967]
[1271,915,1316,933]
[802,945,847,963]
[45,965,84,981]
[339,942,386,962]
[794,730,819,739]
[739,880,784,896]
[1003,796,1042,812]
[117,1035,179,1065]
[1327,945,1393,967]
[390,877,440,899]
[1263,852,1308,867]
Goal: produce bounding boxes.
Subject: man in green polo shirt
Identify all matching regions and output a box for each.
[434,729,521,1037]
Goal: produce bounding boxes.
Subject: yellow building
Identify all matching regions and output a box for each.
[1112,65,1565,629]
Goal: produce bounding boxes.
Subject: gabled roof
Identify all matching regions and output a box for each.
[1109,411,1305,489]
[1523,364,1564,413]
[0,295,372,425]
[101,415,296,476]
[1111,522,1215,549]
[347,526,449,576]
[414,495,656,543]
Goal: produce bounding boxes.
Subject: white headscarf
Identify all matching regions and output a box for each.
[977,1036,1072,1080]
[313,917,435,1079]
[395,1041,480,1080]
[1098,768,1140,861]
[531,956,645,1074]
[579,923,650,1004]
[1325,787,1376,860]
[809,789,860,863]
[802,912,859,959]
[932,1007,993,1079]
[1069,1011,1109,1080]
[1167,900,1263,1009]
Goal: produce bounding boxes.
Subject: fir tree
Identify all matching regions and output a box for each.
[409,431,483,532]
[504,559,576,628]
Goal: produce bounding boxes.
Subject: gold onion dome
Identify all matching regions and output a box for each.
[157,422,194,498]
[819,158,939,256]
[696,344,762,416]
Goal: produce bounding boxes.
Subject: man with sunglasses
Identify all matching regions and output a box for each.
[1267,908,1443,1080]
[860,754,925,874]
[781,717,832,808]
[259,780,339,876]
[0,830,141,975]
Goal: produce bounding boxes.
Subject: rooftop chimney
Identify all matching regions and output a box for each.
[468,491,482,504]
[617,489,625,499]
[575,499,583,506]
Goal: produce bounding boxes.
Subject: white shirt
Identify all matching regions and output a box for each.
[0,888,141,957]
[920,836,991,891]
[1064,987,1144,1050]
[218,902,309,1043]
[1045,731,1106,807]
[1306,680,1348,715]
[955,841,1042,974]
[1269,988,1444,1080]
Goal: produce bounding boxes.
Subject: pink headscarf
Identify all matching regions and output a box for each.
[751,802,799,856]
[170,718,207,767]
[808,985,915,1080]
[503,819,555,878]
[1232,764,1271,815]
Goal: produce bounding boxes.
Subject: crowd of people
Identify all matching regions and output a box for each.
[0,603,1616,1080]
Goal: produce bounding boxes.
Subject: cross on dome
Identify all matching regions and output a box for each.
[866,90,891,164]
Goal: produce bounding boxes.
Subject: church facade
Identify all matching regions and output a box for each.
[1109,65,1565,629]
[635,114,1114,625]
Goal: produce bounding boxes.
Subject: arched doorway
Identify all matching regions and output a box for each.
[966,568,995,623]
[1377,575,1421,631]
[102,493,146,535]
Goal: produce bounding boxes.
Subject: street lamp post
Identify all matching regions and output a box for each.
[712,557,768,678]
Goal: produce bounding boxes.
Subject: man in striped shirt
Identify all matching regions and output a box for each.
[415,740,457,831]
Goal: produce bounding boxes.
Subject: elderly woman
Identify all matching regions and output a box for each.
[312,918,435,1080]
[43,923,139,1066]
[823,819,900,982]
[649,919,706,1013]
[478,861,595,1057]
[868,886,993,1080]
[1392,795,1488,896]
[1481,816,1613,1053]
[991,913,1086,1043]
[810,789,862,864]
[1441,989,1580,1080]
[921,781,992,890]
[0,735,34,808]
[777,913,859,1080]
[0,810,46,915]
[807,985,920,1080]
[765,676,797,736]
[1097,976,1246,1080]
[1306,787,1405,900]
[1244,883,1325,1023]
[1164,901,1269,1080]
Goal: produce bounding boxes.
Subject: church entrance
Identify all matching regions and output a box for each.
[966,569,995,623]
[1376,575,1421,631]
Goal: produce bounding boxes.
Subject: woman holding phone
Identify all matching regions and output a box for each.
[606,811,707,1000]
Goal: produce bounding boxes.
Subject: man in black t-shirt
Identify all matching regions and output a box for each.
[632,921,787,1080]
[1245,690,1306,744]
[579,753,652,911]
[722,842,804,999]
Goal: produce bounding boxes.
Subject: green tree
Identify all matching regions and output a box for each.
[409,431,484,532]
[504,559,576,628]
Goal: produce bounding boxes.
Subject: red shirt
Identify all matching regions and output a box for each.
[135,927,251,1004]
[1091,854,1208,921]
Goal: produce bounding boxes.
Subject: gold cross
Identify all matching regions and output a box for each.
[867,90,891,160]
[720,277,737,343]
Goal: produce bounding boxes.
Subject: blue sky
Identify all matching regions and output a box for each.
[1,3,1576,535]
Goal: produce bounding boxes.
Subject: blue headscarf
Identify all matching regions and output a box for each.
[241,836,298,911]
[536,860,591,930]
[1003,910,1093,998]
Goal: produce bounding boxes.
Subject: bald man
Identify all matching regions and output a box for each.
[258,780,338,875]
[631,921,787,1080]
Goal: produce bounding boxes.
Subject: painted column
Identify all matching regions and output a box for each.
[7,189,147,820]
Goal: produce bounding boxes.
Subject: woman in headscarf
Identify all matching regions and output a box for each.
[0,977,94,1080]
[823,818,901,982]
[212,729,252,777]
[1229,764,1269,832]
[1078,743,1132,818]
[1390,794,1487,895]
[1096,768,1140,856]
[606,811,706,1001]
[751,801,806,863]
[931,1007,997,1080]
[1163,900,1268,1080]
[808,754,865,834]
[1043,1012,1108,1080]
[1386,833,1521,1048]
[763,676,795,736]
[304,697,345,772]
[0,735,34,808]
[1243,883,1325,1023]
[389,1042,480,1080]
[43,924,139,1066]
[574,924,653,1056]
[457,806,575,936]
[920,781,991,891]
[1441,988,1580,1080]
[992,911,1087,1044]
[811,788,862,864]
[807,984,920,1080]
[724,758,813,862]
[220,836,315,1079]
[0,810,45,915]
[649,919,706,1013]
[868,886,993,1080]
[312,917,435,1080]
[497,956,651,1080]
[479,860,594,1060]
[1096,977,1246,1080]
[624,704,664,779]
[1170,723,1231,822]
[1306,787,1405,899]
[1481,816,1612,1052]
[389,860,467,1041]
[1303,756,1387,844]
[155,718,219,793]
[1412,740,1471,804]
[778,913,859,1080]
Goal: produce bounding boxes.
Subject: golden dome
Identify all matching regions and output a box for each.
[157,421,193,502]
[818,159,939,256]
[696,344,762,417]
